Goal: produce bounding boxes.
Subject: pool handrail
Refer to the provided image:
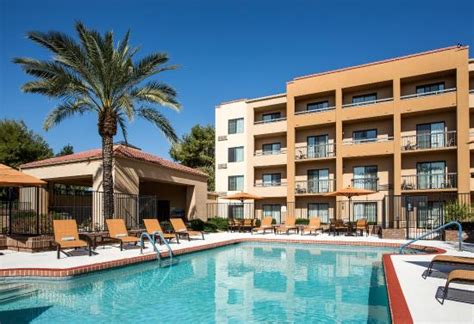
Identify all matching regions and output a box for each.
[139,231,174,259]
[399,221,462,254]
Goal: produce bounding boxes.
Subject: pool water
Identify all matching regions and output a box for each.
[0,243,393,323]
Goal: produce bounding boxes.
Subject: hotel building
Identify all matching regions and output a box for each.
[215,46,473,231]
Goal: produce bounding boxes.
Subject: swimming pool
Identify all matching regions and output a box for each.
[0,243,394,323]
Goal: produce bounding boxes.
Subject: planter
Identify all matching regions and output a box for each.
[444,229,474,243]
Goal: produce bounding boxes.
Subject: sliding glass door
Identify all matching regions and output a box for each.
[308,169,329,193]
[416,161,445,189]
[416,122,445,149]
[307,135,328,158]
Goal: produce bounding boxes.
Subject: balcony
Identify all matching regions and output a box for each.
[253,118,287,136]
[470,89,474,108]
[340,99,394,121]
[295,144,336,161]
[342,97,393,109]
[253,149,287,167]
[341,137,394,157]
[401,173,457,191]
[351,178,381,192]
[399,88,457,114]
[295,105,336,116]
[295,179,336,195]
[253,180,287,197]
[401,131,456,152]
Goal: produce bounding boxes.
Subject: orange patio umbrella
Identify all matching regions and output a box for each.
[222,191,263,203]
[0,164,46,187]
[325,187,374,222]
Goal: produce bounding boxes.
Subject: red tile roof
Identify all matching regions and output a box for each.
[20,145,208,177]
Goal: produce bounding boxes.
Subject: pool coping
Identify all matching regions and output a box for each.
[0,237,446,323]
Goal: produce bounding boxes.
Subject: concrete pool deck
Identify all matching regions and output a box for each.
[1,232,473,323]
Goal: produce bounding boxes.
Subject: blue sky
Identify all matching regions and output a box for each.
[1,0,473,159]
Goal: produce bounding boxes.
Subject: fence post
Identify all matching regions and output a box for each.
[8,188,12,235]
[36,187,40,235]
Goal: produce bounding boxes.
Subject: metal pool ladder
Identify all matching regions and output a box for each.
[139,231,174,259]
[399,221,463,254]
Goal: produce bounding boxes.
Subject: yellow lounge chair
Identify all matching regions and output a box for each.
[169,218,205,241]
[106,219,139,251]
[354,218,369,236]
[251,216,274,234]
[143,219,179,244]
[439,269,474,304]
[301,217,323,235]
[275,217,298,235]
[424,255,474,278]
[53,219,91,259]
[240,219,257,232]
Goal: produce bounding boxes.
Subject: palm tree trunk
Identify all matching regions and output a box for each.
[102,134,114,220]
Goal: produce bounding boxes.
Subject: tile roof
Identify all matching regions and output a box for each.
[20,145,208,177]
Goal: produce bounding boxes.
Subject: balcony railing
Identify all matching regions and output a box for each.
[470,89,474,94]
[342,97,393,108]
[295,144,336,160]
[343,136,394,145]
[400,87,456,100]
[401,131,456,151]
[401,173,457,190]
[254,180,287,187]
[351,178,379,191]
[254,117,287,125]
[295,179,335,194]
[254,148,287,156]
[295,106,336,115]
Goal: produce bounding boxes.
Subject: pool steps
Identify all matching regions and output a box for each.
[0,283,38,304]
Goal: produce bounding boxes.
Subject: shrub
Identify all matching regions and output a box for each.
[204,222,218,232]
[444,202,472,223]
[207,217,228,231]
[189,219,206,231]
[295,218,309,225]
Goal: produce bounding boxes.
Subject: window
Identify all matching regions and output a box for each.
[307,135,329,158]
[261,112,281,122]
[308,203,329,223]
[416,82,445,95]
[353,129,378,143]
[417,201,443,228]
[308,169,330,193]
[263,204,281,223]
[353,202,377,223]
[228,204,244,219]
[228,175,244,191]
[262,173,281,187]
[352,93,377,104]
[416,122,445,149]
[353,166,378,190]
[416,161,446,189]
[262,143,281,155]
[307,101,330,112]
[228,146,244,162]
[228,118,244,134]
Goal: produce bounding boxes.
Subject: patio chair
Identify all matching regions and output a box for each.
[169,218,205,241]
[105,219,139,251]
[240,219,256,232]
[438,269,474,304]
[300,217,323,235]
[424,255,474,278]
[228,219,240,232]
[330,219,348,236]
[275,216,298,235]
[251,216,274,234]
[143,219,179,244]
[354,218,369,236]
[53,219,91,259]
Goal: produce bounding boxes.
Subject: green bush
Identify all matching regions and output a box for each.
[207,217,228,231]
[295,218,309,225]
[444,202,473,223]
[189,219,206,231]
[204,222,218,232]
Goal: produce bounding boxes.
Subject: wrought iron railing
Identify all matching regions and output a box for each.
[401,173,457,190]
[254,117,287,125]
[254,180,287,187]
[295,144,336,160]
[342,97,393,108]
[295,179,336,194]
[351,178,379,191]
[254,148,287,156]
[343,136,394,145]
[400,87,456,100]
[295,106,336,115]
[401,131,456,151]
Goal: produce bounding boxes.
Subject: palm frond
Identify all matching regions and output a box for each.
[135,107,178,143]
[130,81,181,111]
[43,99,94,130]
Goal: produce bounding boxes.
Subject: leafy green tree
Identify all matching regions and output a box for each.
[0,119,53,167]
[14,22,180,218]
[170,124,215,191]
[56,144,74,156]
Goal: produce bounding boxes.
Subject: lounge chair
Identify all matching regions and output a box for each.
[53,219,91,259]
[169,218,205,241]
[300,217,323,235]
[424,255,474,278]
[251,216,274,234]
[228,219,241,232]
[275,217,298,235]
[240,219,257,232]
[143,219,179,244]
[106,219,139,251]
[354,218,369,236]
[438,269,474,304]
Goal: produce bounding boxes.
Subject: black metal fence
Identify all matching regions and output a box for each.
[0,187,158,235]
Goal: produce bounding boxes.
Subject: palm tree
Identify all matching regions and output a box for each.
[14,22,180,219]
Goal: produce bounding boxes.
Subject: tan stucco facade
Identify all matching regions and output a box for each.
[216,46,473,224]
